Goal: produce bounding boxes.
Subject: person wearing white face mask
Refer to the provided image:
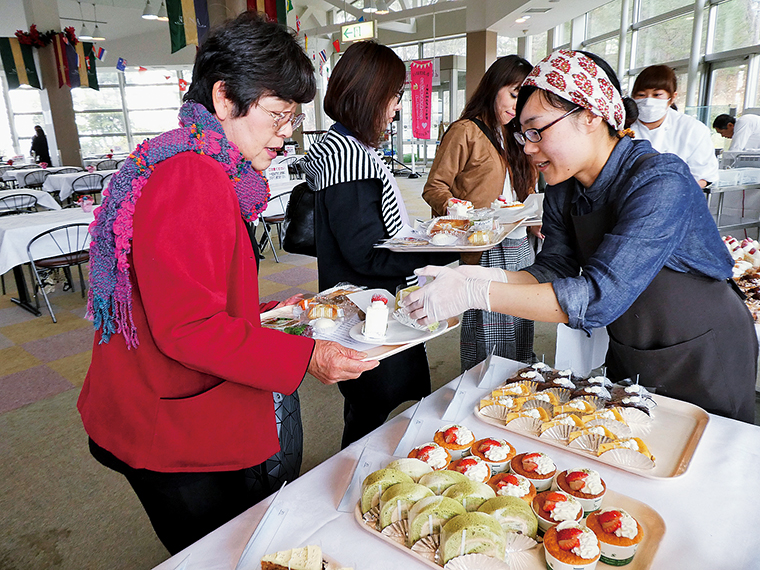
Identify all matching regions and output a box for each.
[630,65,718,188]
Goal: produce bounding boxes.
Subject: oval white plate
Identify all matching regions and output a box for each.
[349,319,448,345]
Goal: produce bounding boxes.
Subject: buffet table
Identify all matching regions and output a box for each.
[151,356,760,570]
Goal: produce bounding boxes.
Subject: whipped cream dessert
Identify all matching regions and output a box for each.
[453,457,489,482]
[567,468,604,495]
[438,424,475,446]
[363,296,389,339]
[556,520,600,559]
[494,474,532,497]
[549,493,582,521]
[598,508,638,539]
[412,443,449,470]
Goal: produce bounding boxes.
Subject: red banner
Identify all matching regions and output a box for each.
[410,60,433,140]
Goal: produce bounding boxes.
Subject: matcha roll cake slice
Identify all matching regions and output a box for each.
[378,483,435,529]
[407,495,467,546]
[477,495,538,538]
[442,480,496,512]
[360,469,413,514]
[418,469,469,495]
[440,512,507,565]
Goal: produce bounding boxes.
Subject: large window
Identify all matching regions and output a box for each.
[713,0,760,53]
[585,37,620,68]
[635,14,694,68]
[392,44,420,61]
[8,86,43,159]
[638,0,691,21]
[530,31,548,63]
[422,36,466,58]
[72,70,127,156]
[497,35,519,56]
[587,0,622,38]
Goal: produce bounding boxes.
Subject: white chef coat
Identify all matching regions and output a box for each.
[631,107,719,184]
[729,114,760,151]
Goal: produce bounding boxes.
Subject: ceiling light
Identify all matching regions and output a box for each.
[363,0,377,14]
[515,17,528,23]
[79,22,93,40]
[376,0,390,14]
[142,0,158,20]
[156,1,169,21]
[91,24,105,41]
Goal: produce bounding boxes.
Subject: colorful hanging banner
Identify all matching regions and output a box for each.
[410,60,433,140]
[247,0,287,25]
[167,0,210,54]
[0,37,41,89]
[75,41,99,90]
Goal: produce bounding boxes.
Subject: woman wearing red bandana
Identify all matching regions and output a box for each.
[404,50,756,424]
[78,13,377,554]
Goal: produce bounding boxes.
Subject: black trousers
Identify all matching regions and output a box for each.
[338,343,431,448]
[89,440,285,555]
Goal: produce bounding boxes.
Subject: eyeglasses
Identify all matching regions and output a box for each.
[257,103,306,132]
[513,106,581,146]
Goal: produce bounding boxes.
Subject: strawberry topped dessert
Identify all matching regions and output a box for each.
[470,437,516,473]
[532,490,583,533]
[447,456,491,483]
[408,442,451,470]
[544,520,601,570]
[434,424,476,460]
[487,472,536,503]
[510,451,557,491]
[556,468,606,514]
[586,508,644,566]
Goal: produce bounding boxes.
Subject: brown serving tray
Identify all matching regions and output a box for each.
[354,489,665,569]
[474,393,709,479]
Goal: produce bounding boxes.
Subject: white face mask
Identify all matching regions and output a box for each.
[636,97,669,123]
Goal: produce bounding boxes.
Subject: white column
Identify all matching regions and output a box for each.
[686,0,708,108]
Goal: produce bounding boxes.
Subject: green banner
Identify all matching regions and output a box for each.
[166,0,187,54]
[0,37,41,89]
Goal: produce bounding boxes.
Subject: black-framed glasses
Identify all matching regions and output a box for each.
[396,88,405,101]
[513,106,581,146]
[257,103,306,132]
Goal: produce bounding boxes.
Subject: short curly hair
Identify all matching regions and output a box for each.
[185,11,316,117]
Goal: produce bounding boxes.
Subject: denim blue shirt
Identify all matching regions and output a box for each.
[525,136,733,334]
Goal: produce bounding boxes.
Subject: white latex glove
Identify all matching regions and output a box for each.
[402,266,492,325]
[456,265,508,282]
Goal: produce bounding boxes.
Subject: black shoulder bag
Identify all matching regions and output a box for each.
[281,181,317,257]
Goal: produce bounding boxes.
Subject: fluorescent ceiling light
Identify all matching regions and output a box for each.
[376,0,390,14]
[79,23,93,40]
[91,25,105,41]
[142,0,158,20]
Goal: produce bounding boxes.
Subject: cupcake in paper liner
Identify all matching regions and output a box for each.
[410,533,440,563]
[510,452,557,492]
[538,423,578,444]
[543,520,601,570]
[598,438,656,470]
[505,407,550,434]
[520,398,554,415]
[380,518,409,544]
[470,438,517,475]
[586,508,644,566]
[443,553,510,570]
[531,490,583,534]
[555,468,607,516]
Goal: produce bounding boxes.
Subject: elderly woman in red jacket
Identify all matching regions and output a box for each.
[78,12,376,555]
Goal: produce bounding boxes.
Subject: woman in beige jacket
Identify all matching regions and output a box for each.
[423,55,538,370]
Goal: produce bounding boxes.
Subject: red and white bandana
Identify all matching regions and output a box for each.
[522,49,625,131]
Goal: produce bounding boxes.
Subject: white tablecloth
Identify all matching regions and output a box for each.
[0,189,61,211]
[3,166,78,186]
[43,170,118,201]
[83,155,129,168]
[152,356,760,570]
[0,208,95,274]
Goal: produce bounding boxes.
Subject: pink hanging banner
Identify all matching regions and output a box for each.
[410,60,433,140]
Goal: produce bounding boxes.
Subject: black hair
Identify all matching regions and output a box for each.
[515,50,639,137]
[184,11,316,117]
[713,114,736,130]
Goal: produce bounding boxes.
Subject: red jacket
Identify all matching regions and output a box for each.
[78,153,314,473]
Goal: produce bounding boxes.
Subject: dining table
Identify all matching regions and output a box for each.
[0,189,61,211]
[43,170,119,201]
[0,207,95,316]
[150,355,760,570]
[2,166,79,187]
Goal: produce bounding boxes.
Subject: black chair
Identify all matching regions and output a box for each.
[23,170,49,189]
[69,173,103,205]
[101,172,115,190]
[0,194,37,216]
[27,223,91,323]
[258,191,292,263]
[0,193,39,295]
[55,167,82,175]
[115,159,126,169]
[0,165,15,189]
[97,159,118,171]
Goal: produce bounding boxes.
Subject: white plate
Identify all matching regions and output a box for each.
[349,319,448,345]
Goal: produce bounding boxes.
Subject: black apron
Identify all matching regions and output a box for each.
[564,165,757,423]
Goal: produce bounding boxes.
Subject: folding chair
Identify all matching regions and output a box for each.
[27,223,92,323]
[258,191,292,263]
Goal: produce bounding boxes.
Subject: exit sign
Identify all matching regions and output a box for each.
[341,20,375,42]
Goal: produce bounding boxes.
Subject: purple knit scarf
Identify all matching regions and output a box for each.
[88,100,270,349]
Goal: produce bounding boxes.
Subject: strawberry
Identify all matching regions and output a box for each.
[599,510,623,533]
[565,470,588,491]
[371,294,388,304]
[478,438,500,453]
[443,426,459,444]
[458,458,478,470]
[521,452,542,472]
[542,492,567,512]
[557,527,583,551]
[497,474,520,488]
[417,445,436,462]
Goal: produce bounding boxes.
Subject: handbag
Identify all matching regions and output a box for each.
[282,181,317,257]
